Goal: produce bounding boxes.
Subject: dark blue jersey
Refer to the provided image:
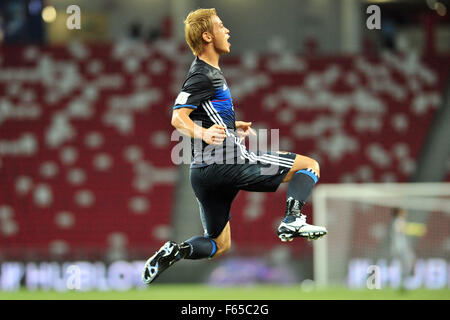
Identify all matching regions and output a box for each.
[173,57,295,170]
[173,57,238,167]
[174,57,235,128]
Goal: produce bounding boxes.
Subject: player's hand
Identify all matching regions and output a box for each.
[203,124,227,145]
[235,121,256,140]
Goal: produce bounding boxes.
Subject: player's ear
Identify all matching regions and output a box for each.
[202,31,213,43]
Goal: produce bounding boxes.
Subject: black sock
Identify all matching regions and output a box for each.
[286,169,319,215]
[177,236,217,260]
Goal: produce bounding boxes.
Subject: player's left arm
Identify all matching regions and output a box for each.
[235,121,256,138]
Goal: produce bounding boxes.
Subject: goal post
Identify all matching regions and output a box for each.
[312,183,450,289]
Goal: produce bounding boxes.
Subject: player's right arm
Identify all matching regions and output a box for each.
[172,73,226,145]
[172,108,226,145]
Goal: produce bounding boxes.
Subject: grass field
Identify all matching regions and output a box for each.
[1,284,449,300]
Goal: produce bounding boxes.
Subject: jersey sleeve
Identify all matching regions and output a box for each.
[173,74,215,110]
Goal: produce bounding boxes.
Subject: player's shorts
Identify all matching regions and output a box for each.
[189,151,296,238]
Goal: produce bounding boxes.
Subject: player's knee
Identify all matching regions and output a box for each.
[294,155,320,178]
[310,158,320,177]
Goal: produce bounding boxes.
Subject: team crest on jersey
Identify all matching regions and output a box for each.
[223,83,228,91]
[175,91,191,105]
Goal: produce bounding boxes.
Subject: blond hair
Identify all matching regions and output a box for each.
[184,8,217,56]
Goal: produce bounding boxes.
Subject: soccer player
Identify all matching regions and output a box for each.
[142,8,327,284]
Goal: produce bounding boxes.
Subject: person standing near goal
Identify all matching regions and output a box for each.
[389,208,416,290]
[142,8,327,284]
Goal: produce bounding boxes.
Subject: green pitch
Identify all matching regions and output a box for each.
[1,284,449,300]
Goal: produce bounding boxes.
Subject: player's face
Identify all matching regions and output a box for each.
[211,15,231,54]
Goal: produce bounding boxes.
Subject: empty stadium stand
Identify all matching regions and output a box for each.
[0,41,448,259]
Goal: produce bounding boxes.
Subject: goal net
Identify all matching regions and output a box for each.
[312,183,450,290]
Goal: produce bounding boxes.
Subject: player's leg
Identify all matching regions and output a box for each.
[172,218,231,262]
[165,220,231,263]
[141,203,233,286]
[141,232,220,285]
[281,153,320,183]
[142,166,237,285]
[277,153,327,241]
[233,151,326,241]
[177,168,237,260]
[282,154,320,209]
[177,193,234,261]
